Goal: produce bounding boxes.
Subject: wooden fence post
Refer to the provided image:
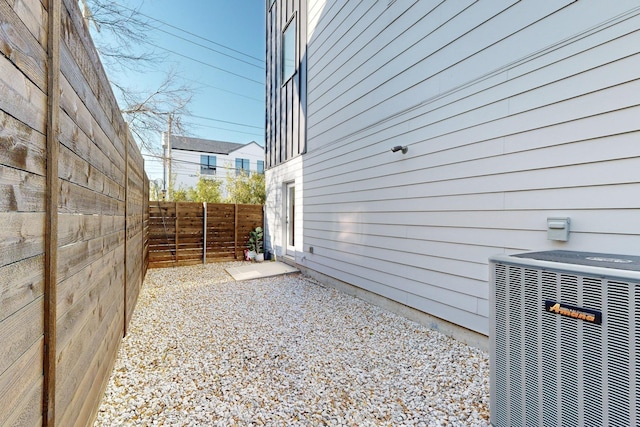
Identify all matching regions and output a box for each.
[44,0,61,425]
[175,202,179,266]
[234,204,239,259]
[203,203,207,264]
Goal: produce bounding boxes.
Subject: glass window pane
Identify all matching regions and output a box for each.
[282,17,296,81]
[236,158,250,175]
[201,155,216,175]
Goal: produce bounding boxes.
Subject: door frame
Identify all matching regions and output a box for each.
[285,182,295,256]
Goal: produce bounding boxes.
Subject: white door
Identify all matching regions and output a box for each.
[286,183,295,256]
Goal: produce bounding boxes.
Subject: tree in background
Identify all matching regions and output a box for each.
[151,172,263,204]
[187,177,223,203]
[225,171,265,205]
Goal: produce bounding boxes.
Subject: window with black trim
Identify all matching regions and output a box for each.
[200,155,217,175]
[282,15,296,82]
[235,158,250,175]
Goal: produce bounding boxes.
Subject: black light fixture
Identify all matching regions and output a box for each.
[391,145,408,154]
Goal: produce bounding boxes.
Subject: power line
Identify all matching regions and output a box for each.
[180,76,263,102]
[151,25,264,70]
[185,113,263,129]
[117,3,264,63]
[185,122,263,137]
[147,41,263,85]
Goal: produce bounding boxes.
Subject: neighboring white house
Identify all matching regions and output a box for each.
[164,133,264,191]
[265,0,640,345]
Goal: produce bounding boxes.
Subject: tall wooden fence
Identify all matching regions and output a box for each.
[0,1,149,426]
[149,202,264,268]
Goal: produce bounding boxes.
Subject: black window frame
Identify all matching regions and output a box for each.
[200,155,217,175]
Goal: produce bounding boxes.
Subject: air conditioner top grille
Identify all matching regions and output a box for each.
[513,250,640,271]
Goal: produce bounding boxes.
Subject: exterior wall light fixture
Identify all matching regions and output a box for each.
[391,145,408,154]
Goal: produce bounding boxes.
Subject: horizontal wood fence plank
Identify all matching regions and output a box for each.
[0,46,47,133]
[148,202,263,266]
[58,213,124,247]
[0,164,46,212]
[0,337,43,427]
[0,296,43,375]
[0,109,46,176]
[0,0,47,90]
[58,111,125,186]
[57,230,125,283]
[0,254,44,323]
[55,285,123,427]
[58,144,125,200]
[7,0,47,48]
[0,211,45,269]
[59,179,125,215]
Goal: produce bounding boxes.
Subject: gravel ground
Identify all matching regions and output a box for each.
[95,262,490,427]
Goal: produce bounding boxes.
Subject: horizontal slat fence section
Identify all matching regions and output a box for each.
[1,0,149,426]
[149,202,263,268]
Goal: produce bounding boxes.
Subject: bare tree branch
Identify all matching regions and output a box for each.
[82,0,194,152]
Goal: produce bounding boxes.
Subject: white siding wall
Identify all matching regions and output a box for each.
[172,150,209,189]
[171,143,264,191]
[303,0,640,335]
[265,156,304,262]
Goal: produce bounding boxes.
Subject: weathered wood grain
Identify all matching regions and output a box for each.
[0,108,46,177]
[56,282,123,427]
[0,296,43,375]
[58,144,125,201]
[0,52,47,133]
[56,247,124,363]
[56,245,125,344]
[0,211,44,270]
[0,161,46,213]
[60,0,127,143]
[5,0,47,48]
[0,0,47,90]
[57,230,125,283]
[2,0,149,425]
[0,337,43,427]
[58,72,125,176]
[1,368,42,427]
[0,254,44,323]
[64,305,122,427]
[58,110,125,186]
[58,179,125,215]
[57,212,124,247]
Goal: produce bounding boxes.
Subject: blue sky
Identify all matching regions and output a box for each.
[92,0,266,181]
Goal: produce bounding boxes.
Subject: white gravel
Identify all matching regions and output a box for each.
[95,262,490,426]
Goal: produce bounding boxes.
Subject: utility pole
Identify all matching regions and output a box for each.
[168,113,173,194]
[162,113,173,200]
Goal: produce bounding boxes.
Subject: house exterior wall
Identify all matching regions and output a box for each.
[264,156,304,261]
[265,0,307,168]
[264,0,308,261]
[292,0,640,336]
[171,142,264,191]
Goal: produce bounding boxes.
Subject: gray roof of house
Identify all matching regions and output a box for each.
[170,135,254,155]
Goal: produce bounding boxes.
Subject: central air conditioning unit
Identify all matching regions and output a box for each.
[489,250,640,427]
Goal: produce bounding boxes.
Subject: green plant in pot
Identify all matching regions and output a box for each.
[247,226,264,262]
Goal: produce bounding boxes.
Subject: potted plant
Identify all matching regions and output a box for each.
[247,226,264,262]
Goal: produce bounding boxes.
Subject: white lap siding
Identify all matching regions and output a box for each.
[301,0,640,334]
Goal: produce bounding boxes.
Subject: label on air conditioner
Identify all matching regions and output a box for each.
[544,300,602,325]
